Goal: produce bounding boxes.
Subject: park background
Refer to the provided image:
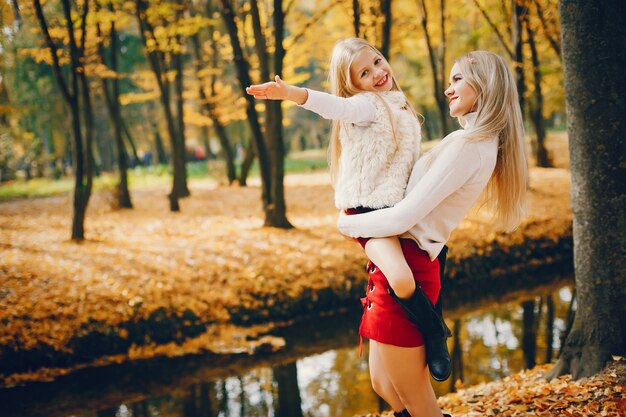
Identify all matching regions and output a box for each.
[0,0,624,416]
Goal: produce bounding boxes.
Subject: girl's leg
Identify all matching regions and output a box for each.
[377,343,443,417]
[364,237,415,298]
[368,340,405,412]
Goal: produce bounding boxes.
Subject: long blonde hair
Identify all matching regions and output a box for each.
[455,51,528,231]
[327,38,418,186]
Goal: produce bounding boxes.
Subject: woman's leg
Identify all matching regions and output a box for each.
[369,340,405,412]
[364,237,415,298]
[377,342,443,417]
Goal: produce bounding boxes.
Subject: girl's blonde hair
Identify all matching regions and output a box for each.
[327,38,418,186]
[454,51,528,231]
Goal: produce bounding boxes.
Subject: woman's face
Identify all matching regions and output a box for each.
[444,63,478,117]
[349,49,394,92]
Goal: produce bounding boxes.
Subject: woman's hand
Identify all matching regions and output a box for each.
[339,230,355,242]
[337,211,357,242]
[246,75,308,104]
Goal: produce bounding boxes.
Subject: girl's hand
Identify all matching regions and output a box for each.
[246,75,290,100]
[246,75,309,104]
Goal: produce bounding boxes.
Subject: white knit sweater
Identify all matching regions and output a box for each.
[299,89,421,209]
[338,113,500,260]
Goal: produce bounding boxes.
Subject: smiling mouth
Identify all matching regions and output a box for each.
[375,74,389,87]
[449,97,458,105]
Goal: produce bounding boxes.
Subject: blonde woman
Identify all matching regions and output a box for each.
[336,50,528,416]
[246,39,453,381]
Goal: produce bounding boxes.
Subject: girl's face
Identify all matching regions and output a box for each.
[444,63,478,117]
[349,49,393,92]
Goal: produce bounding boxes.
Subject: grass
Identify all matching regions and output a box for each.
[0,127,569,202]
[0,150,329,202]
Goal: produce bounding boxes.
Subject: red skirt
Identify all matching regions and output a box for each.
[345,209,441,347]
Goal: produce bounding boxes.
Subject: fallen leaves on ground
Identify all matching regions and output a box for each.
[358,359,626,417]
[0,169,572,385]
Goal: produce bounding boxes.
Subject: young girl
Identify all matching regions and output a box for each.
[246,36,449,372]
[336,51,528,417]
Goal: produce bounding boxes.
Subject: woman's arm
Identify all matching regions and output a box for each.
[337,140,482,237]
[247,75,377,125]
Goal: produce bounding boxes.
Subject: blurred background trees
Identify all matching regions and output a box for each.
[0,0,565,237]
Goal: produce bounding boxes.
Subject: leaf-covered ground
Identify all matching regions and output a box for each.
[358,359,626,417]
[0,168,572,385]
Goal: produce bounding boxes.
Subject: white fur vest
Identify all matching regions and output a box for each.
[335,91,421,209]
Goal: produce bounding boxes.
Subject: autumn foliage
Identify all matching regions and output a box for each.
[0,168,573,386]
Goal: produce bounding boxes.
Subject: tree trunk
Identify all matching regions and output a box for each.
[192,2,238,182]
[560,288,576,354]
[450,318,463,392]
[525,17,550,167]
[77,0,95,211]
[98,2,132,208]
[220,0,272,203]
[221,0,292,227]
[183,385,195,417]
[545,294,555,363]
[532,0,561,58]
[122,120,139,166]
[34,0,93,241]
[512,0,527,117]
[207,9,235,180]
[273,362,304,417]
[417,0,450,137]
[239,142,255,186]
[522,299,538,369]
[110,27,132,208]
[40,126,55,178]
[380,0,392,58]
[136,0,187,211]
[11,0,20,25]
[547,0,626,380]
[353,0,360,37]
[154,131,167,165]
[199,382,214,417]
[172,30,190,198]
[265,0,293,228]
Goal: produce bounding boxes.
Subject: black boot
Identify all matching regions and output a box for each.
[388,285,452,381]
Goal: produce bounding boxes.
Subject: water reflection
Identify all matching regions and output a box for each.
[433,286,574,394]
[1,283,575,417]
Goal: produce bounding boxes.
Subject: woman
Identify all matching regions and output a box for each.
[338,51,528,417]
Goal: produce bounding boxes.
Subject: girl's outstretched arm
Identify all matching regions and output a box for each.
[246,75,308,104]
[248,75,377,125]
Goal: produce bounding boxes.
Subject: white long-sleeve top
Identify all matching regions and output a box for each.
[337,113,499,260]
[299,89,421,209]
